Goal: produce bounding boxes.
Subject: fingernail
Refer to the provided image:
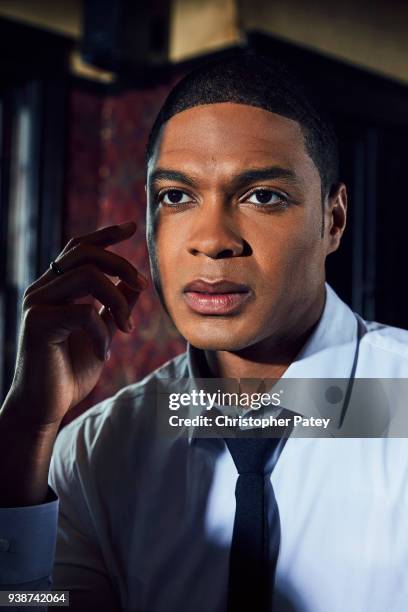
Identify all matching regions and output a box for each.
[138,275,149,288]
[118,221,136,231]
[127,315,134,332]
[105,349,111,361]
[126,279,143,291]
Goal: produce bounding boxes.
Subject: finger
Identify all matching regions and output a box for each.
[24,303,111,362]
[62,220,138,252]
[25,221,140,296]
[23,264,136,333]
[99,280,144,338]
[32,244,149,296]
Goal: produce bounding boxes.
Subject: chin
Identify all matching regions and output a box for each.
[178,321,256,352]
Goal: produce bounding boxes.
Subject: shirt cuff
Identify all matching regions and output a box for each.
[0,485,59,584]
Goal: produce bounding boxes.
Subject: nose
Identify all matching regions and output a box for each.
[185,203,245,259]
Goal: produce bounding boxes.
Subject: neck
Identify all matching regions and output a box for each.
[205,287,326,381]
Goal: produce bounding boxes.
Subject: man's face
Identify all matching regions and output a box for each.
[146,103,345,351]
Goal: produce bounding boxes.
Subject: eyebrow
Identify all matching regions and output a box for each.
[230,167,298,191]
[149,169,199,189]
[148,166,299,192]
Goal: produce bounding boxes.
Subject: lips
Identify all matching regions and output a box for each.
[183,279,250,294]
[183,279,251,315]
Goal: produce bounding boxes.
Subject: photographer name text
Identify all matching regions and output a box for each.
[168,414,331,429]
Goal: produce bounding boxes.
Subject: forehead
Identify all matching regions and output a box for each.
[148,102,317,179]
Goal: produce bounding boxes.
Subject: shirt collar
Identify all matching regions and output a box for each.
[279,282,358,380]
[185,282,359,442]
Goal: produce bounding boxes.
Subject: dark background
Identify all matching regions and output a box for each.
[1,1,407,418]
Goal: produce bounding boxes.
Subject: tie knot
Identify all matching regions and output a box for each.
[224,436,280,475]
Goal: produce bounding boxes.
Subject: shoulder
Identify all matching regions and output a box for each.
[358,318,408,375]
[362,320,408,357]
[50,350,188,472]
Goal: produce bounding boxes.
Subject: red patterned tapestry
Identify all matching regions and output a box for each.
[63,83,186,424]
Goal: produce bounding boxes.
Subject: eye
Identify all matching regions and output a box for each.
[246,189,288,207]
[160,189,193,206]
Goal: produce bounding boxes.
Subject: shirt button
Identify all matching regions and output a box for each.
[0,538,10,552]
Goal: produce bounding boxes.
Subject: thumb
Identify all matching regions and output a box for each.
[98,279,146,340]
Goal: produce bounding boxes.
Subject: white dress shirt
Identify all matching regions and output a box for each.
[1,282,408,611]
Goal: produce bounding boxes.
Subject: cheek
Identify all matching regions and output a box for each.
[154,222,182,285]
[253,211,323,284]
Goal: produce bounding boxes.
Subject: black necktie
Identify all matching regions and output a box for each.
[224,435,282,612]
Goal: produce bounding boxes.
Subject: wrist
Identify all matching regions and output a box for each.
[0,394,59,507]
[0,388,62,438]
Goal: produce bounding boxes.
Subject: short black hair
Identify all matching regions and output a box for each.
[146,51,339,200]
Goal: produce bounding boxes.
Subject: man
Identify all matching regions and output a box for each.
[1,53,408,612]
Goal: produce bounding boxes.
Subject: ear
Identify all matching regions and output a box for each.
[325,182,347,255]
